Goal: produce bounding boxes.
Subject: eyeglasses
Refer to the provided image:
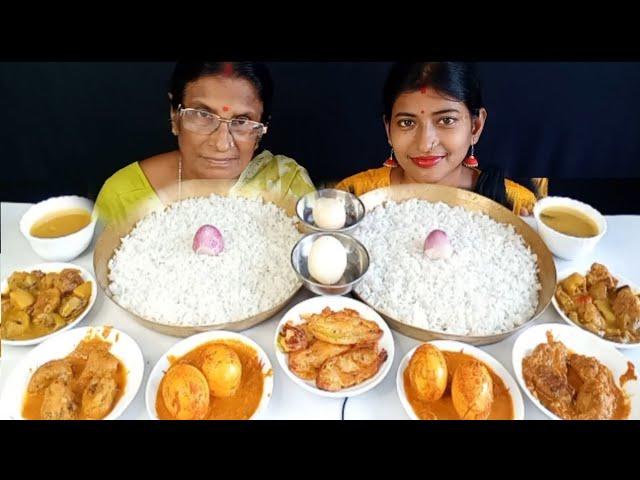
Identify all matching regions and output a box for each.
[177,104,268,139]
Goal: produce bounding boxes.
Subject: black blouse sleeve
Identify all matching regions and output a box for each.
[473,166,508,209]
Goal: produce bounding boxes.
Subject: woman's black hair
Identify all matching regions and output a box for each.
[169,62,274,124]
[382,62,484,121]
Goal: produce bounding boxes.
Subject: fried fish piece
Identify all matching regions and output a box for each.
[306,308,383,345]
[316,347,388,392]
[288,341,352,380]
[277,322,315,353]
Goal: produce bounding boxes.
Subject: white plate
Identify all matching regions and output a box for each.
[146,331,273,420]
[274,295,395,398]
[512,323,639,420]
[2,262,98,346]
[0,326,144,420]
[396,340,525,420]
[552,267,640,350]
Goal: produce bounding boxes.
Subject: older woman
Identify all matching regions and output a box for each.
[336,62,546,215]
[96,62,315,224]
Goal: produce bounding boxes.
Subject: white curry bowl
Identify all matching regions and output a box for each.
[20,195,97,262]
[533,196,606,260]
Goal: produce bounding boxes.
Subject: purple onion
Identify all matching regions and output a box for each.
[424,229,453,260]
[193,225,224,256]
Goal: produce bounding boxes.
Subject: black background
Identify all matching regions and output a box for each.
[1,62,639,212]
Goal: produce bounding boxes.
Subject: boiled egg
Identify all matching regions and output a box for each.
[307,235,347,285]
[313,197,346,230]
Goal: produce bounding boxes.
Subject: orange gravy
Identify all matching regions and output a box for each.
[554,361,630,420]
[404,351,514,420]
[22,337,127,420]
[156,340,265,420]
[620,362,637,387]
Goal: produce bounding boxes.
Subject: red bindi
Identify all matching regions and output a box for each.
[222,106,229,112]
[222,62,234,77]
[420,87,428,94]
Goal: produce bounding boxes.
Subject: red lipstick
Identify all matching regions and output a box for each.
[411,155,444,168]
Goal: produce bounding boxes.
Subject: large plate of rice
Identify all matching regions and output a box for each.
[93,180,303,337]
[351,184,556,345]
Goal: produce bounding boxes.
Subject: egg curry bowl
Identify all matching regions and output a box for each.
[146,331,273,420]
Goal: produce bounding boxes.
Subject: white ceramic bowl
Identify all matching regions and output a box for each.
[396,340,525,420]
[2,262,98,346]
[512,323,639,420]
[146,331,273,420]
[274,295,394,398]
[533,196,606,260]
[552,267,640,350]
[0,326,144,420]
[20,195,97,262]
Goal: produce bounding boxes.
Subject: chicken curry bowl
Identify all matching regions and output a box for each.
[0,326,144,420]
[1,263,97,345]
[275,296,394,398]
[24,337,125,419]
[522,331,635,420]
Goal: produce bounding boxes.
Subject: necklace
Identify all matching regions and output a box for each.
[177,155,182,202]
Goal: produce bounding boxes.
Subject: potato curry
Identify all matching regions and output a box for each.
[555,263,640,344]
[2,268,92,341]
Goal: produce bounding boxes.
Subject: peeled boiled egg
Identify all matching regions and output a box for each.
[451,359,494,420]
[408,344,448,402]
[307,235,347,285]
[313,197,346,230]
[201,344,243,398]
[161,364,210,420]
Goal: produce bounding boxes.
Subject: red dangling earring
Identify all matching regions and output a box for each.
[383,147,399,168]
[463,143,479,168]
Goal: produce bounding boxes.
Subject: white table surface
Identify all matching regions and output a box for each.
[1,201,639,420]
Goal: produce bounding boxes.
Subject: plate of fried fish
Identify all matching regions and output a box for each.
[275,296,394,398]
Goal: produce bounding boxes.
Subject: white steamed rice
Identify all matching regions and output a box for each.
[353,199,540,336]
[108,195,301,326]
